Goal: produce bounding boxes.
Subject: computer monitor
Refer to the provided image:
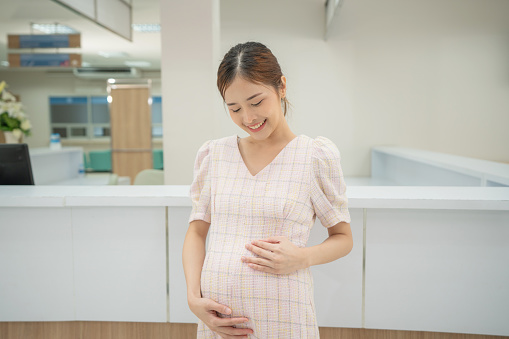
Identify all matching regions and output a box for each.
[0,144,35,185]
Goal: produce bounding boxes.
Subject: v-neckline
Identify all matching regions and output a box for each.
[235,134,300,178]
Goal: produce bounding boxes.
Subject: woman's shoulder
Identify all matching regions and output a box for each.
[303,135,341,161]
[197,135,235,149]
[195,135,238,160]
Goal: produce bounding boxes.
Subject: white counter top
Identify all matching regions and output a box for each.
[373,146,509,186]
[0,185,508,210]
[28,146,84,185]
[29,146,84,156]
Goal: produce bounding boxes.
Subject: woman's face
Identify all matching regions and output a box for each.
[224,75,286,141]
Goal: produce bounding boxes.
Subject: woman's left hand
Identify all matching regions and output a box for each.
[241,236,308,274]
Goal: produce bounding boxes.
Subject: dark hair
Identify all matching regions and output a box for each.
[217,41,290,117]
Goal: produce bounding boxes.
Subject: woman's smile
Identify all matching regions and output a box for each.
[247,119,267,132]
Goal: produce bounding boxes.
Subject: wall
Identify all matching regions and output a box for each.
[0,70,162,154]
[159,0,221,185]
[2,0,508,181]
[218,0,509,178]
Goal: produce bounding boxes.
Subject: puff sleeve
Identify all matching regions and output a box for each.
[188,139,213,224]
[310,136,351,227]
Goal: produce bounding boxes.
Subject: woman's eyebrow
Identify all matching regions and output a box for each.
[226,93,262,106]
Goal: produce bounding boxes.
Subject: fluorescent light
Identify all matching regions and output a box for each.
[132,24,160,33]
[31,23,79,34]
[124,60,151,67]
[98,51,129,58]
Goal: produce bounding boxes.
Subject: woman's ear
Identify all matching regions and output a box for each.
[280,75,287,98]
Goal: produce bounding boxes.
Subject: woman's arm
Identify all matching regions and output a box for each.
[242,222,353,274]
[183,220,254,338]
[302,221,353,268]
[182,219,210,300]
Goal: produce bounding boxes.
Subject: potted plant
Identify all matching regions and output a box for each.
[0,81,32,143]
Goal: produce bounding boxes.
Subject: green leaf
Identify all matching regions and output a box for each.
[0,112,21,130]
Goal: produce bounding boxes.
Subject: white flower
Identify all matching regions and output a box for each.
[21,119,31,131]
[0,81,31,137]
[11,103,23,118]
[0,101,8,113]
[2,90,15,102]
[12,128,22,139]
[6,102,18,118]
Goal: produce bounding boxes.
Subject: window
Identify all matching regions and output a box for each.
[49,97,88,138]
[49,95,162,139]
[151,96,162,137]
[91,96,110,137]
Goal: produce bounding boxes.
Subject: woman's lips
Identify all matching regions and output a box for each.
[247,119,266,132]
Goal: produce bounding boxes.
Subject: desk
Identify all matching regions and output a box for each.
[0,186,508,336]
[372,146,509,186]
[51,173,131,185]
[29,147,83,185]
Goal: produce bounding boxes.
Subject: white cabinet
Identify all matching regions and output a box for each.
[0,205,167,322]
[29,147,83,185]
[72,207,167,322]
[0,208,74,321]
[364,209,509,336]
[310,208,364,328]
[0,186,508,336]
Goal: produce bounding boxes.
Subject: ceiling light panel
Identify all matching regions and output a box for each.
[124,60,151,67]
[132,24,160,33]
[31,23,79,34]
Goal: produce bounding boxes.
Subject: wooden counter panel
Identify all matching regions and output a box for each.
[0,322,506,339]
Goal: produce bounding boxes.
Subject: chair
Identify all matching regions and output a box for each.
[88,150,112,172]
[83,152,91,172]
[133,169,164,185]
[153,149,164,169]
[107,173,119,185]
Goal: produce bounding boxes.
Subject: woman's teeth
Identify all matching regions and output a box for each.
[248,119,266,129]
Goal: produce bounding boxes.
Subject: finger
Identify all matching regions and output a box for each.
[216,325,254,336]
[214,325,252,339]
[251,240,278,251]
[216,332,249,339]
[216,316,250,327]
[259,236,284,243]
[214,330,248,339]
[207,300,232,315]
[246,243,275,259]
[241,256,273,268]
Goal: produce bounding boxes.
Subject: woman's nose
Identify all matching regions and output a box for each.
[243,108,257,124]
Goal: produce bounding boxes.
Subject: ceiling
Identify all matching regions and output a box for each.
[0,0,328,73]
[0,0,162,71]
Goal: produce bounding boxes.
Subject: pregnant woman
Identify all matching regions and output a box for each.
[183,41,353,339]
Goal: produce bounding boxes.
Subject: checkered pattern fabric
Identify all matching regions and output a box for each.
[188,134,351,338]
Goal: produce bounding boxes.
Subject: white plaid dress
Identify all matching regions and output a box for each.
[189,134,351,339]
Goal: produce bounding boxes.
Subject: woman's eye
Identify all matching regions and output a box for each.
[233,108,241,113]
[252,100,263,107]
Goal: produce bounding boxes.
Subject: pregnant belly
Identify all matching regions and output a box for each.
[200,243,313,320]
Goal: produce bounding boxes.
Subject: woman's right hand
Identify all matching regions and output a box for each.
[188,296,253,339]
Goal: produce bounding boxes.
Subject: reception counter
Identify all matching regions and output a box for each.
[0,186,508,336]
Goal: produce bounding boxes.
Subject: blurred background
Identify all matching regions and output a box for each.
[0,2,508,338]
[0,0,508,184]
